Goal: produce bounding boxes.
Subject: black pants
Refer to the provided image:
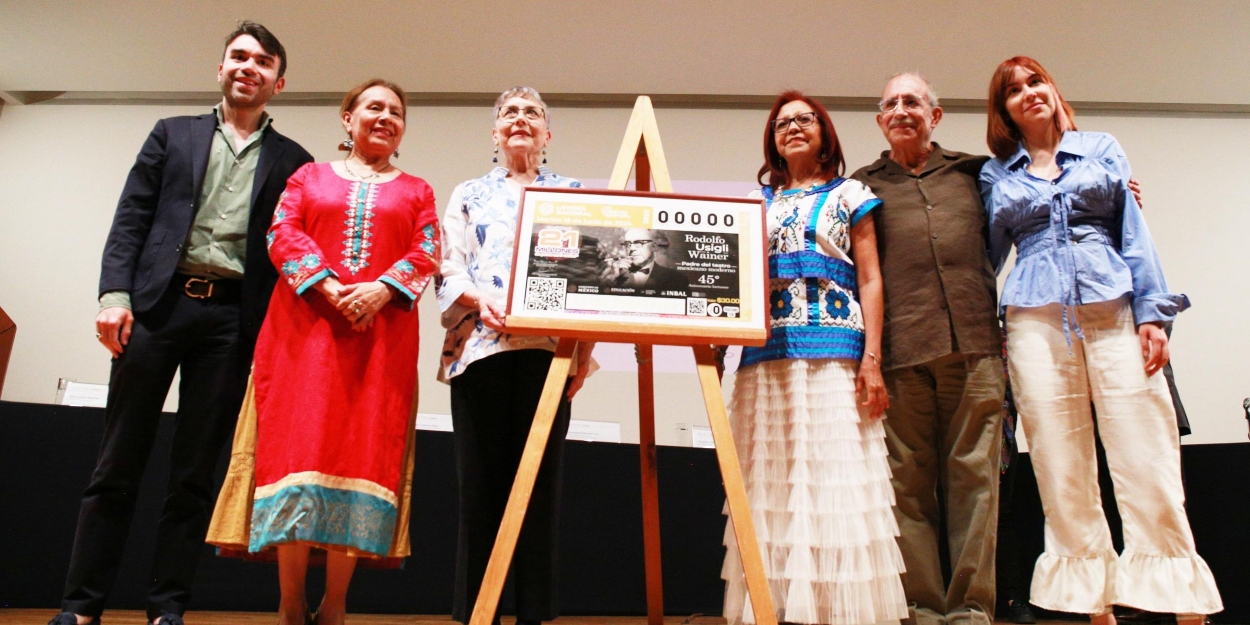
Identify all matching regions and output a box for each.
[62,286,248,619]
[995,437,1029,610]
[450,349,571,625]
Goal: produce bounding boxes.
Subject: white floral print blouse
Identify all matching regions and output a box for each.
[436,167,582,382]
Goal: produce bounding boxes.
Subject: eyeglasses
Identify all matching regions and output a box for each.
[879,96,927,113]
[623,240,654,248]
[498,105,545,122]
[772,112,820,133]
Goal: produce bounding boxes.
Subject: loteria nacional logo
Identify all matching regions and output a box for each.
[534,226,582,258]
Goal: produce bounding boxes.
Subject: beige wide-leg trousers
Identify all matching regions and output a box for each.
[1005,298,1221,615]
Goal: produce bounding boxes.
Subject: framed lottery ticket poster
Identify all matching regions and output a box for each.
[505,187,768,345]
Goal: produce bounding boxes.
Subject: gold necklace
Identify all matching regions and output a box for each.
[343,158,384,181]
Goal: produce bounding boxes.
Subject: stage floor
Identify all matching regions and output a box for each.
[0,614,728,625]
[0,613,1074,625]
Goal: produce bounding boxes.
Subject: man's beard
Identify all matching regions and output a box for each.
[221,76,269,107]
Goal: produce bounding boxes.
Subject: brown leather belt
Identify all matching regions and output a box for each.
[171,273,242,302]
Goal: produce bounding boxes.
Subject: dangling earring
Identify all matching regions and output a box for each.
[340,138,354,152]
[393,150,400,158]
[492,146,498,163]
[542,149,547,165]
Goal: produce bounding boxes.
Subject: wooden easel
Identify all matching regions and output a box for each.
[469,97,777,625]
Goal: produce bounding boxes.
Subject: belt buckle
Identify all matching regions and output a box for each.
[184,277,214,299]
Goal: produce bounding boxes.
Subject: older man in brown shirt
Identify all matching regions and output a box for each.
[850,73,1005,625]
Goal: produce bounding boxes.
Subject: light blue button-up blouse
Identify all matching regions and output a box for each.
[978,131,1189,333]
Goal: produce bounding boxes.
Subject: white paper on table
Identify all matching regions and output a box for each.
[62,381,109,407]
[566,419,622,443]
[415,412,453,432]
[691,425,716,448]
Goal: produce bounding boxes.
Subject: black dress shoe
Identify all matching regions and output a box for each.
[1008,601,1038,625]
[49,614,100,625]
[151,614,185,625]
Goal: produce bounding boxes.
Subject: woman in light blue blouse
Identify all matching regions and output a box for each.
[436,87,593,625]
[979,57,1221,622]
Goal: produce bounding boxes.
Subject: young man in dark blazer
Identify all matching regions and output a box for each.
[52,22,313,625]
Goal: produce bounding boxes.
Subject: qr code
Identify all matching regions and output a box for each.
[525,277,568,311]
[686,297,707,316]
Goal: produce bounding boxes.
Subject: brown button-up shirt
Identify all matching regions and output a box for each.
[850,144,1001,370]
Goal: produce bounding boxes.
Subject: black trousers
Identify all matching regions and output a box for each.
[62,286,249,619]
[995,437,1029,609]
[449,349,571,625]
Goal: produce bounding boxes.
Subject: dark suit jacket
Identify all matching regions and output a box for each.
[98,111,314,355]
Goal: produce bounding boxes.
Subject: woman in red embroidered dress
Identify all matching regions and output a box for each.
[219,79,439,625]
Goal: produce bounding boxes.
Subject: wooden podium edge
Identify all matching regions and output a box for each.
[0,305,15,398]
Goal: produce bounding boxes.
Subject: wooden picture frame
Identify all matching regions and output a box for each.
[505,186,769,346]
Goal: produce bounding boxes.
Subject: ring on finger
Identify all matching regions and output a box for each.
[96,332,103,338]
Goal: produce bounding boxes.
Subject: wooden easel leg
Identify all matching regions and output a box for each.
[468,338,578,625]
[691,345,778,625]
[636,344,664,625]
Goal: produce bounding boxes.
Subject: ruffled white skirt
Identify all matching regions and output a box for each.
[722,358,908,625]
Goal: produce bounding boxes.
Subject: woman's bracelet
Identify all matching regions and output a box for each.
[864,351,880,366]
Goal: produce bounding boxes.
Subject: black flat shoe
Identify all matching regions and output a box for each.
[48,614,100,625]
[1008,602,1038,625]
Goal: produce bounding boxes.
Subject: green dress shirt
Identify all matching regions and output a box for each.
[101,106,271,309]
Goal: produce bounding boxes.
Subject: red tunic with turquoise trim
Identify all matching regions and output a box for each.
[250,162,439,557]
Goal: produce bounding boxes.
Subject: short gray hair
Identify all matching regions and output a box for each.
[493,86,550,124]
[881,71,940,110]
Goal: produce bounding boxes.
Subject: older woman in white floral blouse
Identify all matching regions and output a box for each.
[435,86,593,625]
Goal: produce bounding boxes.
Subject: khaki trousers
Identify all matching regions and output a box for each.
[1006,299,1221,615]
[884,352,1005,625]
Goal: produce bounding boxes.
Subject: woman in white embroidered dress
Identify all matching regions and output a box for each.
[722,90,908,625]
[435,87,594,625]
